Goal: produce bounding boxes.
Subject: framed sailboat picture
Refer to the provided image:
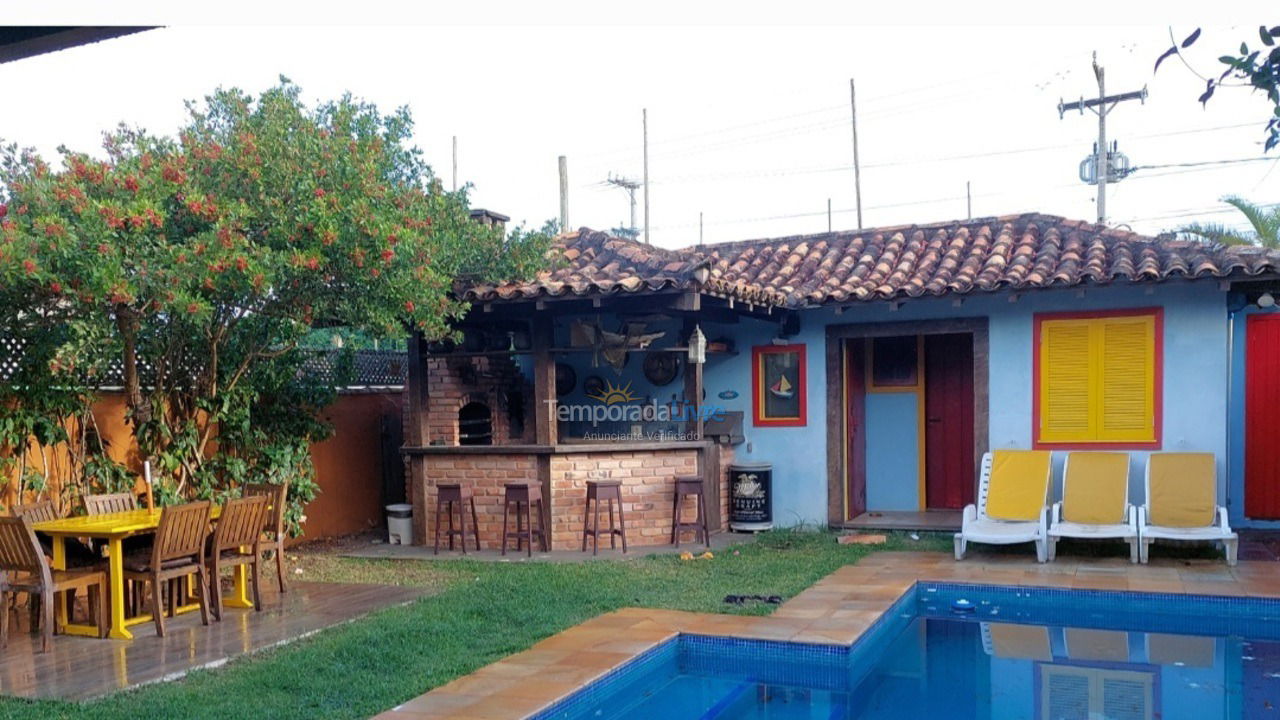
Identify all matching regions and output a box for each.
[752,344,807,426]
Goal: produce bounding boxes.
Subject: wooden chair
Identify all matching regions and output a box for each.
[206,495,270,621]
[14,500,57,525]
[121,501,213,637]
[14,501,59,558]
[15,499,103,573]
[0,515,107,652]
[83,491,151,613]
[83,492,138,515]
[242,482,289,593]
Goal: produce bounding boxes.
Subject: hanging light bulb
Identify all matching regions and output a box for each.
[1259,292,1276,309]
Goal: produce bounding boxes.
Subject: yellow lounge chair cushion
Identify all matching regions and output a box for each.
[1066,629,1129,662]
[1146,633,1215,668]
[988,623,1052,661]
[1148,453,1217,528]
[985,450,1052,521]
[1062,452,1129,525]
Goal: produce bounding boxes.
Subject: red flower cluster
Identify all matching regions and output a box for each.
[161,163,187,184]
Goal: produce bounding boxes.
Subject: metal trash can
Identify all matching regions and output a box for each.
[729,462,773,532]
[386,503,413,545]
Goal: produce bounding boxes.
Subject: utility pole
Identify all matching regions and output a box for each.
[642,108,650,245]
[558,156,569,231]
[451,136,458,192]
[604,174,641,237]
[699,211,704,247]
[849,79,863,229]
[966,181,972,220]
[827,198,832,233]
[1058,53,1146,224]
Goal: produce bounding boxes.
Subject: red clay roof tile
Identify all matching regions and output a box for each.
[460,214,1280,308]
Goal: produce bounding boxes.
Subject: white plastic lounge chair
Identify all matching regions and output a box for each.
[1047,452,1139,562]
[954,450,1052,563]
[1138,453,1237,565]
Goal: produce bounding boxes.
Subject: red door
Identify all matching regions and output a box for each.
[845,339,867,519]
[924,334,975,510]
[1246,314,1280,518]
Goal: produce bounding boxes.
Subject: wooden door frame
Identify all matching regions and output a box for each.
[825,317,989,525]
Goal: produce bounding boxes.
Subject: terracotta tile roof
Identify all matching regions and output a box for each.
[461,228,708,303]
[461,214,1280,309]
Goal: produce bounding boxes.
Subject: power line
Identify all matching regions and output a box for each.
[650,160,1274,233]
[574,47,1111,167]
[1125,156,1275,174]
[635,121,1263,187]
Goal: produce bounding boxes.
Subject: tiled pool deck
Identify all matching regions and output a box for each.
[372,551,1280,719]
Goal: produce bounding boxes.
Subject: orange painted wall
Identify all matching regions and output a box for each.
[3,391,403,541]
[304,392,404,539]
[1,394,143,514]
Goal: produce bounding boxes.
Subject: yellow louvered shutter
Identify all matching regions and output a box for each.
[1097,316,1155,442]
[1040,321,1094,442]
[1038,312,1158,445]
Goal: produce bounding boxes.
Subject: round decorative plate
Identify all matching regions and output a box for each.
[642,352,681,386]
[555,363,577,396]
[583,375,606,398]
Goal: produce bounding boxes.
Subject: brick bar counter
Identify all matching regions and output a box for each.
[404,442,732,551]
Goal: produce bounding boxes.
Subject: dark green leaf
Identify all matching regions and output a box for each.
[1182,28,1201,48]
[1198,79,1216,106]
[1154,45,1178,73]
[1219,55,1237,64]
[1263,26,1275,46]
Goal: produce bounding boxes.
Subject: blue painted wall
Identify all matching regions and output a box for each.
[699,282,1230,526]
[864,393,921,510]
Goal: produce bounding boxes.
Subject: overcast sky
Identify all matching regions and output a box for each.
[2,14,1278,248]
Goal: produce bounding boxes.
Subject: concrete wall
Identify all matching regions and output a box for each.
[699,282,1231,526]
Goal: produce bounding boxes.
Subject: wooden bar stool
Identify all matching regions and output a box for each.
[501,483,547,557]
[581,480,628,555]
[434,484,480,554]
[672,476,710,548]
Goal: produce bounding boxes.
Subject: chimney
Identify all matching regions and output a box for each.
[468,208,510,232]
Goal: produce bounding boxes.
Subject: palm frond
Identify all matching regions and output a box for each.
[1176,221,1252,246]
[1223,196,1280,248]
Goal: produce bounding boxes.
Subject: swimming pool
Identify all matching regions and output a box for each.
[531,583,1280,719]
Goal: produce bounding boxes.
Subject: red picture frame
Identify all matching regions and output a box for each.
[752,344,807,427]
[1031,307,1164,450]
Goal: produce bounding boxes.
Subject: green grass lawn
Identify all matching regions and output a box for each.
[0,530,948,720]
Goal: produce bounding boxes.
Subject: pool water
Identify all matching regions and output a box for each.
[533,584,1280,720]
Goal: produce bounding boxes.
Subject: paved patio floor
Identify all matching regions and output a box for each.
[0,581,428,701]
[372,551,1280,719]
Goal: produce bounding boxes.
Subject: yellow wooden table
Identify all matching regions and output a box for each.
[32,507,251,640]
